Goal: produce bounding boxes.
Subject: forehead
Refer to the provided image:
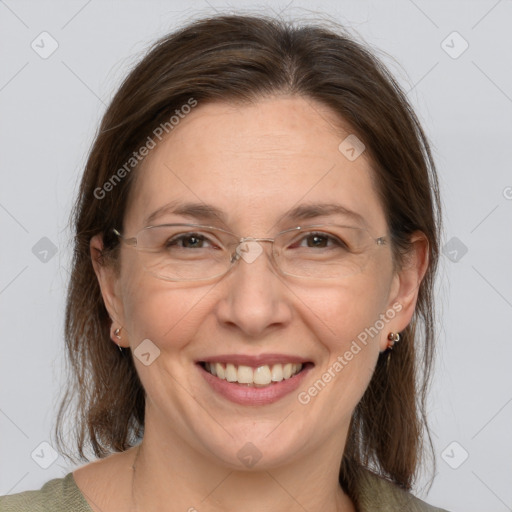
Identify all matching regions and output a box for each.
[124,96,387,235]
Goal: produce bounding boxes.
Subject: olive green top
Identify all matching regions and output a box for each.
[0,469,449,511]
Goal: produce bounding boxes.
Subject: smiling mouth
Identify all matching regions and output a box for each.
[199,361,311,387]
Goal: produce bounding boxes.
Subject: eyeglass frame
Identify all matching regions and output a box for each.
[112,222,388,282]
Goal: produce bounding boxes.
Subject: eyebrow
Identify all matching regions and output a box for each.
[144,200,366,228]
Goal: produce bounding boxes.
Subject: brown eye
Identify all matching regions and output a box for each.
[168,233,208,249]
[292,232,348,250]
[304,233,329,248]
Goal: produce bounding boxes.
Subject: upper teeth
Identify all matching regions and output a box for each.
[204,362,303,386]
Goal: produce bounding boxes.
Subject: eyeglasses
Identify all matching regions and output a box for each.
[113,223,387,282]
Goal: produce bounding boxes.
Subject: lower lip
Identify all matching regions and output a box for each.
[197,363,313,406]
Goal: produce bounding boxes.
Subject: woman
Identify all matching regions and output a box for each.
[0,14,448,512]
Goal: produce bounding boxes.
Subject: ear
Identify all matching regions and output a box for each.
[90,234,129,348]
[380,231,429,351]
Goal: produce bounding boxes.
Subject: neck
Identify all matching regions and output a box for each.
[129,425,355,512]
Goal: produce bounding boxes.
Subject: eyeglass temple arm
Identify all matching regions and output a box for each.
[113,228,138,247]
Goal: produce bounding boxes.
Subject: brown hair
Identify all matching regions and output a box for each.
[55,13,441,494]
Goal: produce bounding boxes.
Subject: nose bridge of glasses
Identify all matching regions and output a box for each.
[230,236,277,266]
[238,236,275,244]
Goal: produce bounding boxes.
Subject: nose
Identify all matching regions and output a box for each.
[215,239,293,338]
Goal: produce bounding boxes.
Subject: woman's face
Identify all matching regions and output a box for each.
[93,95,422,469]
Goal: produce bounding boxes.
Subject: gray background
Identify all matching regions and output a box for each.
[1,1,511,511]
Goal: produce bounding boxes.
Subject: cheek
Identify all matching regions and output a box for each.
[296,271,393,350]
[118,256,213,351]
[294,277,392,427]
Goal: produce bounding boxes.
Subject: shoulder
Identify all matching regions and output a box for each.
[0,473,92,512]
[354,468,450,512]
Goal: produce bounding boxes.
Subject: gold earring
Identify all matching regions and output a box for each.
[386,332,400,350]
[386,332,400,371]
[113,327,123,352]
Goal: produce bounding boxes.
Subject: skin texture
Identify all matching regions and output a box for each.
[79,95,428,512]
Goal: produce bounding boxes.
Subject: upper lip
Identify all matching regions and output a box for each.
[197,354,313,367]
